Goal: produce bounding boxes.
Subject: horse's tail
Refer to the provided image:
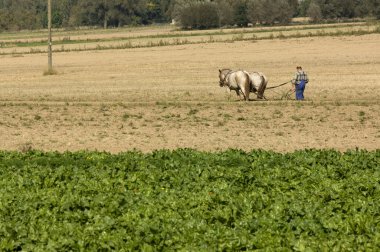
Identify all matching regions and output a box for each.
[257,72,268,99]
[244,71,251,101]
[245,71,257,93]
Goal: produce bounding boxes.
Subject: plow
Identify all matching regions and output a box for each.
[251,80,294,101]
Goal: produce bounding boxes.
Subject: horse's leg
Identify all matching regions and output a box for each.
[239,88,249,101]
[257,82,264,99]
[256,78,266,99]
[245,89,250,101]
[233,87,242,99]
[239,87,247,101]
[240,90,245,101]
[262,77,269,100]
[243,82,250,101]
[225,88,232,100]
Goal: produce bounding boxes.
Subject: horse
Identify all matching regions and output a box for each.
[218,69,251,101]
[220,69,268,100]
[246,71,268,99]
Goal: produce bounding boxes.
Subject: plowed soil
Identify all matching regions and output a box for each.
[1,33,379,152]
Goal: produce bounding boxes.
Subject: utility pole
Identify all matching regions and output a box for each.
[103,0,108,29]
[48,0,52,71]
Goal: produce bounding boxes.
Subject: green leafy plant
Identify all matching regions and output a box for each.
[0,149,379,250]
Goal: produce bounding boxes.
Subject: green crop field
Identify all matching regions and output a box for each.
[1,149,379,251]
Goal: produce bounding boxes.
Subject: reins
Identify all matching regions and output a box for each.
[266,80,292,90]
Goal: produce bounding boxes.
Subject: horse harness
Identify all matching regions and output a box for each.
[221,70,252,91]
[220,70,235,87]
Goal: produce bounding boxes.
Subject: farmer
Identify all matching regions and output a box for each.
[291,66,309,100]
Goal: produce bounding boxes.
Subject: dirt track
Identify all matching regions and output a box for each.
[1,34,379,152]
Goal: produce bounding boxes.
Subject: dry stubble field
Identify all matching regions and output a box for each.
[0,25,379,153]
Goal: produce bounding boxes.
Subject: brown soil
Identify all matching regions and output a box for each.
[1,34,379,153]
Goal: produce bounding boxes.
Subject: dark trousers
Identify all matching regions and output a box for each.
[296,80,306,100]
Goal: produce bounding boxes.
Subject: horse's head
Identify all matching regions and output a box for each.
[219,69,231,87]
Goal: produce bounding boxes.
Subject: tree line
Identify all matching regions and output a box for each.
[175,0,380,29]
[0,0,379,31]
[0,0,174,31]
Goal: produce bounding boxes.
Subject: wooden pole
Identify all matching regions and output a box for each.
[103,0,108,29]
[48,0,52,71]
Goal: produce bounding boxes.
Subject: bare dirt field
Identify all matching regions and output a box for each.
[0,30,379,153]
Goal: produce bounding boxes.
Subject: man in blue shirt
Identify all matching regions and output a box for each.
[292,66,309,100]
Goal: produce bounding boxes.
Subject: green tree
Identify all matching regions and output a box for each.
[70,0,147,28]
[0,0,379,31]
[288,0,299,16]
[69,0,105,27]
[233,0,250,27]
[197,2,219,28]
[298,0,312,17]
[247,0,293,25]
[340,0,356,18]
[0,8,9,30]
[276,0,293,23]
[247,0,268,25]
[373,0,380,18]
[145,0,172,22]
[354,0,372,17]
[215,0,234,26]
[52,0,78,27]
[0,0,46,30]
[314,0,346,19]
[307,1,322,22]
[176,1,219,29]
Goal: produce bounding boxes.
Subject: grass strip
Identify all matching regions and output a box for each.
[0,22,373,48]
[1,26,379,56]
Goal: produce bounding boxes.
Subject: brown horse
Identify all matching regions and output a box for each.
[218,69,251,101]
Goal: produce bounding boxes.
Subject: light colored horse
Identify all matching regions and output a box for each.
[245,71,268,99]
[219,69,251,101]
[220,68,268,99]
